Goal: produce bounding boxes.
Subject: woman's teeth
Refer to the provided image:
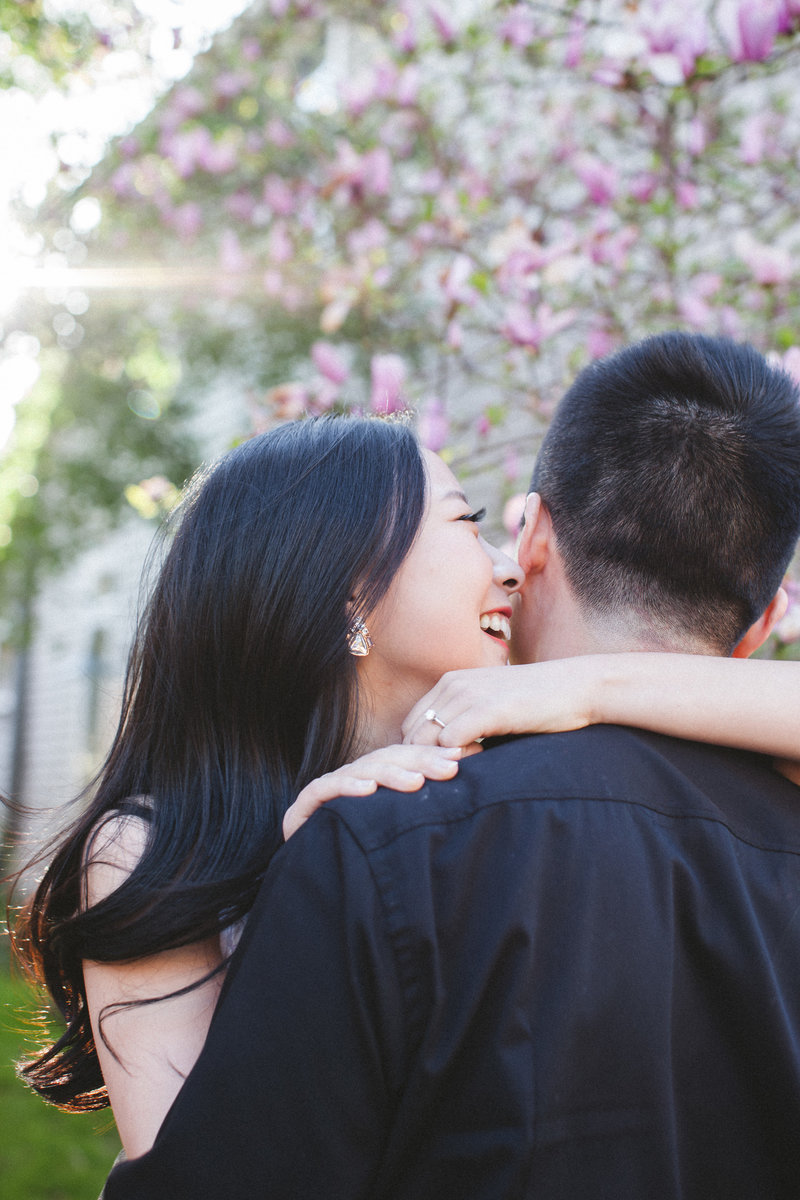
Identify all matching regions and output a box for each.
[480,613,511,641]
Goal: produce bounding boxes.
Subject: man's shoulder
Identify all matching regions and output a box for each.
[325,725,800,857]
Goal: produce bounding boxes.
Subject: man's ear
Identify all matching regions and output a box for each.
[517,492,554,576]
[731,587,788,659]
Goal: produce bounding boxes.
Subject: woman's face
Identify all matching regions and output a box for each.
[358,450,523,724]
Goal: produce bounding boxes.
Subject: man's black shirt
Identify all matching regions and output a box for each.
[107,726,800,1199]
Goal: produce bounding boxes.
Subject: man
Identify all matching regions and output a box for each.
[106,333,800,1198]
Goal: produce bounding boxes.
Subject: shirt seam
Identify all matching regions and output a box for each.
[326,791,800,861]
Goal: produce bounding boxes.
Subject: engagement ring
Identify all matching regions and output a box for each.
[424,708,447,729]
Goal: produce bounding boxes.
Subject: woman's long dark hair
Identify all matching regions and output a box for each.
[11,415,426,1111]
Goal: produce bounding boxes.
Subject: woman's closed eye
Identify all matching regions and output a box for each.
[458,506,487,525]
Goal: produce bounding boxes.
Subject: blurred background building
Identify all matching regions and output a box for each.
[2,0,800,870]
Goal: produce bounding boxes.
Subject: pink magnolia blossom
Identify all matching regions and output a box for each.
[213,71,250,101]
[499,5,537,49]
[119,135,140,160]
[370,354,407,414]
[391,4,418,53]
[587,325,616,360]
[263,175,295,216]
[638,0,709,78]
[495,245,544,296]
[575,155,618,206]
[344,66,396,117]
[197,136,239,174]
[225,191,257,222]
[719,307,744,339]
[502,493,526,538]
[564,16,585,67]
[592,225,638,271]
[310,378,339,412]
[442,254,478,307]
[266,118,295,149]
[446,319,463,349]
[138,475,175,504]
[678,294,712,328]
[262,270,282,297]
[676,180,699,210]
[267,220,293,264]
[171,201,203,241]
[265,382,308,421]
[373,264,392,291]
[428,4,456,45]
[504,448,520,482]
[327,141,392,202]
[320,297,352,335]
[782,346,800,385]
[774,599,800,644]
[362,147,392,196]
[630,173,658,203]
[592,62,625,87]
[718,0,781,62]
[348,218,388,259]
[734,231,793,285]
[110,162,137,198]
[684,117,707,157]
[502,302,574,350]
[311,341,349,386]
[646,54,688,85]
[502,302,542,348]
[692,272,723,299]
[395,64,420,106]
[166,86,205,124]
[475,413,491,438]
[418,397,449,452]
[415,167,445,195]
[739,113,769,164]
[161,126,211,178]
[219,230,248,274]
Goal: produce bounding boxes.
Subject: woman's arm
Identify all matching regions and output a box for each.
[83,817,225,1161]
[282,743,464,838]
[402,655,800,782]
[84,744,466,1156]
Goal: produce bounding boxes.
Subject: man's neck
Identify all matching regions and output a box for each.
[513,589,713,664]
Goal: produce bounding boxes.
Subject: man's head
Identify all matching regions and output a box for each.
[514,332,800,662]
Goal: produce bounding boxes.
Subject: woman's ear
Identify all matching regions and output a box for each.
[731,587,788,659]
[517,493,554,576]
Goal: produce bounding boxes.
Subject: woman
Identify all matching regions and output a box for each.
[12,414,800,1160]
[11,415,521,1159]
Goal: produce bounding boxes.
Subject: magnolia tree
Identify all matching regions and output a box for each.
[10,0,800,651]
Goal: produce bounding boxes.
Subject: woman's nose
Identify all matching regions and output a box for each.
[482,537,525,594]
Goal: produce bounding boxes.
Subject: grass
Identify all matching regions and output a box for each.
[0,958,121,1200]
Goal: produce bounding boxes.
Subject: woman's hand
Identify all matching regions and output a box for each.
[403,656,800,778]
[402,662,597,748]
[283,744,464,840]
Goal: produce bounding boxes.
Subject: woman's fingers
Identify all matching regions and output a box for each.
[403,667,529,746]
[402,678,484,746]
[283,776,376,840]
[283,745,463,840]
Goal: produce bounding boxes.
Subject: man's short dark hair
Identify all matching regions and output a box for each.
[532,332,800,652]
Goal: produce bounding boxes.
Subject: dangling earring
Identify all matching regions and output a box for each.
[347,618,373,657]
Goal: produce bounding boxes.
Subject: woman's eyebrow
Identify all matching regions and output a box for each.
[439,489,469,503]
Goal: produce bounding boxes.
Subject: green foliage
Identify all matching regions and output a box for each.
[0,296,198,626]
[0,959,120,1198]
[0,0,98,89]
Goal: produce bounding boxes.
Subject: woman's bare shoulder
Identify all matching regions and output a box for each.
[83,799,153,908]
